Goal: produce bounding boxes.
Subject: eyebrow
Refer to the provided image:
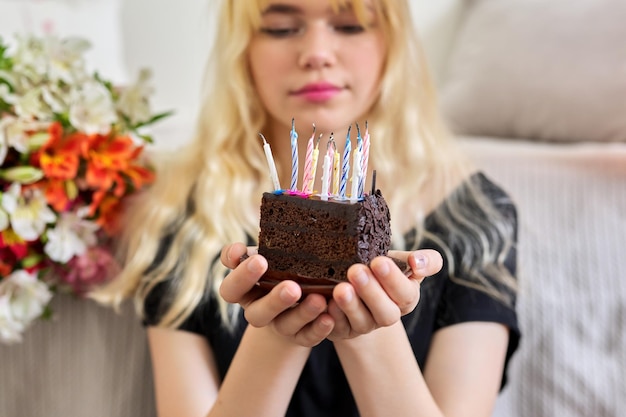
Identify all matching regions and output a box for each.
[261,2,366,16]
[261,4,302,15]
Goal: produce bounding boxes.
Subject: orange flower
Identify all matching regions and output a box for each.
[94,193,121,236]
[125,163,155,190]
[41,179,74,212]
[34,123,84,180]
[82,134,135,192]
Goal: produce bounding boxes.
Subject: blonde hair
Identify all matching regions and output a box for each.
[93,0,516,329]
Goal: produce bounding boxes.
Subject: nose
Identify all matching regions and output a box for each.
[297,24,336,70]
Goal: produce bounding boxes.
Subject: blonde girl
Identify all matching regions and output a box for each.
[95,1,520,416]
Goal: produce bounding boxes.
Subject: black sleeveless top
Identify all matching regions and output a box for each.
[145,173,521,417]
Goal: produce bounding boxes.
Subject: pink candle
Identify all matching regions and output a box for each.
[359,121,370,196]
[301,124,315,193]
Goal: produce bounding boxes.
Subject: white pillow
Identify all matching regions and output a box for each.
[0,0,127,84]
[439,0,626,142]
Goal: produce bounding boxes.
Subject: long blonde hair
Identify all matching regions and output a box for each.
[93,0,516,328]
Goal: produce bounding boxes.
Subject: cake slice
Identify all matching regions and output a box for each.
[257,190,397,293]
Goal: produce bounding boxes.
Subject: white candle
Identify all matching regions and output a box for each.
[350,148,361,203]
[320,153,331,201]
[260,133,281,191]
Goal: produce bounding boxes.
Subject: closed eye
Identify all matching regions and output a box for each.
[334,24,365,34]
[260,27,302,38]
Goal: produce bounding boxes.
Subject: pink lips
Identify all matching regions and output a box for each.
[292,82,342,102]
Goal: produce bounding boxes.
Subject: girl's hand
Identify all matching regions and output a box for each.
[219,242,335,347]
[327,249,443,340]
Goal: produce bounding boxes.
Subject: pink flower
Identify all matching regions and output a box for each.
[59,247,120,296]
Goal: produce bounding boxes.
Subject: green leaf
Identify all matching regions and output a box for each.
[22,253,45,269]
[133,110,175,129]
[40,304,54,321]
[136,133,154,144]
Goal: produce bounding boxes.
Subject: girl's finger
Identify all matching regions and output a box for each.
[220,242,247,269]
[387,249,443,280]
[243,280,302,327]
[273,293,328,336]
[219,254,268,303]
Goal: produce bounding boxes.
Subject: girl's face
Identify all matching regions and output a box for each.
[248,0,386,138]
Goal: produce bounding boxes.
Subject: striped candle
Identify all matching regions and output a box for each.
[339,126,351,199]
[350,147,361,202]
[289,118,298,190]
[359,121,370,196]
[324,135,335,198]
[320,152,331,201]
[332,139,340,196]
[301,124,315,193]
[307,134,321,194]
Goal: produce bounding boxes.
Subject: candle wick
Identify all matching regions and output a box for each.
[371,170,377,195]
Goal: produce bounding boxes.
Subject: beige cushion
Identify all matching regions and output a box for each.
[440,0,626,142]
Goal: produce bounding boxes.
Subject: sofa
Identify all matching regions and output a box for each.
[1,1,625,416]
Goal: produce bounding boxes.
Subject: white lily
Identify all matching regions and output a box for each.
[44,210,99,263]
[0,83,16,105]
[69,81,117,135]
[1,183,56,241]
[0,115,50,154]
[14,87,56,121]
[0,270,53,344]
[0,295,25,344]
[44,36,90,84]
[117,68,154,125]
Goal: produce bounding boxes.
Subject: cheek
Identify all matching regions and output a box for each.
[249,43,287,87]
[348,39,386,91]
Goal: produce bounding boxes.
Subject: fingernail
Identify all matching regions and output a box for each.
[280,286,297,302]
[225,245,234,262]
[353,269,369,286]
[342,287,354,303]
[247,256,263,273]
[412,254,428,270]
[373,258,390,277]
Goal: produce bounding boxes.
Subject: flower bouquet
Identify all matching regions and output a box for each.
[0,35,170,343]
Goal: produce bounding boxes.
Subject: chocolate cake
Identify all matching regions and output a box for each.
[257,190,394,293]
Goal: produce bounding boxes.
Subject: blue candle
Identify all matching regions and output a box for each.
[290,118,298,191]
[339,126,351,199]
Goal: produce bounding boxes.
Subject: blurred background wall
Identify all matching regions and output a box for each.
[0,0,463,149]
